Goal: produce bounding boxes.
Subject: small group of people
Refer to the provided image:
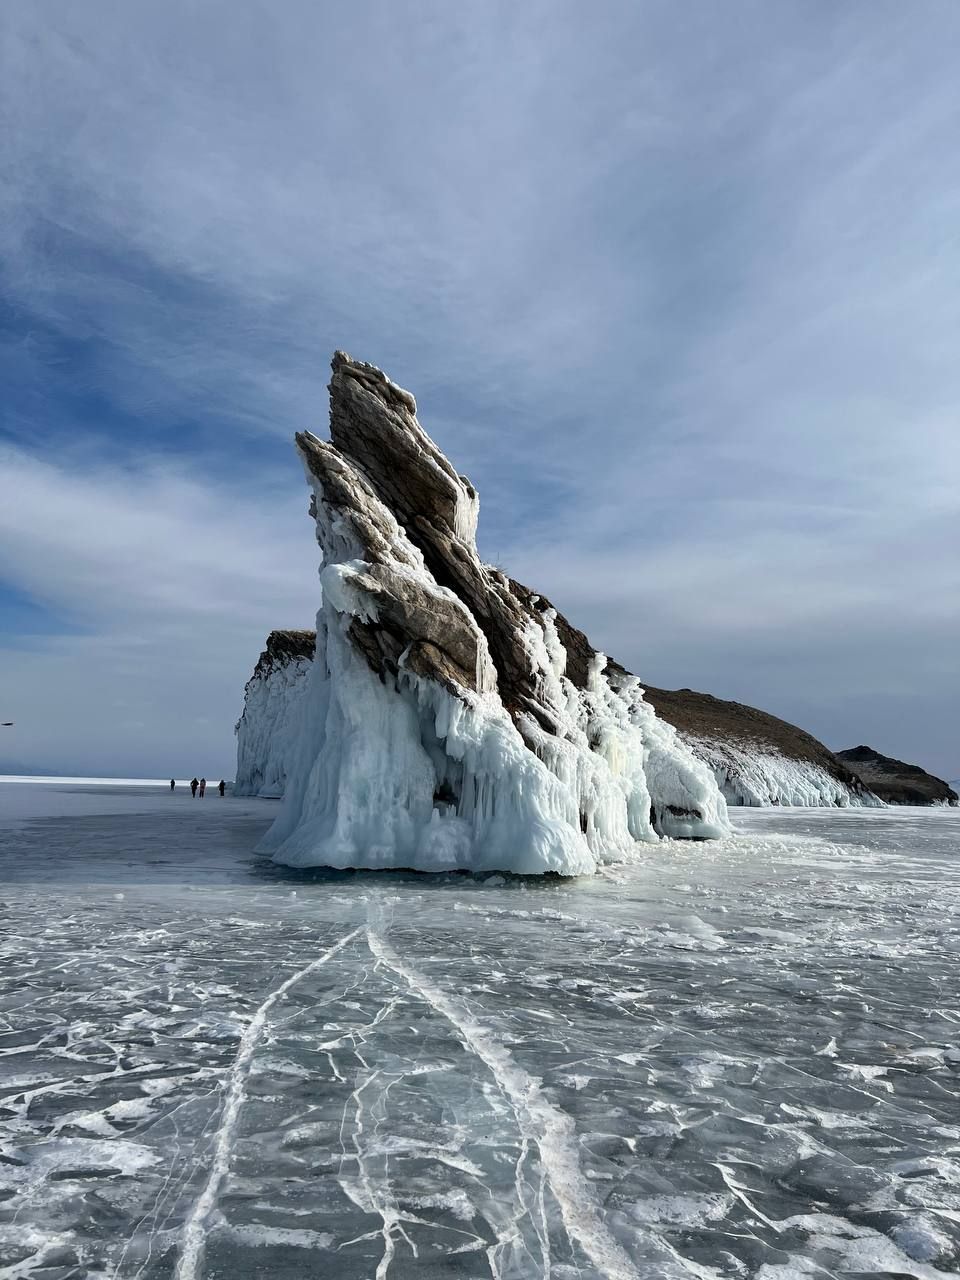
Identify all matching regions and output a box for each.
[169,777,226,797]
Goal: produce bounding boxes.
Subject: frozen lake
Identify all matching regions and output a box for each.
[1,781,958,1279]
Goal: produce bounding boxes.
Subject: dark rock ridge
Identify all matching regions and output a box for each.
[247,629,316,684]
[836,746,959,807]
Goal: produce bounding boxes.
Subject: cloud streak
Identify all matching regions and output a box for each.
[1,1,957,776]
[0,442,318,774]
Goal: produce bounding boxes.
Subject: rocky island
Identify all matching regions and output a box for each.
[250,353,730,874]
[239,639,880,811]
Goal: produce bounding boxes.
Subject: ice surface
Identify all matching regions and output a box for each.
[0,778,221,824]
[1,780,959,1278]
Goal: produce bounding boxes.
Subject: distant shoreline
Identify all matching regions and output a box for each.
[0,775,232,787]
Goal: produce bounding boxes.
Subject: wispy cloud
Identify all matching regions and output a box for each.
[0,444,315,627]
[1,1,958,775]
[0,442,318,773]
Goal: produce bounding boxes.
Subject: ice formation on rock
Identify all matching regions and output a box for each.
[234,631,316,797]
[687,736,884,808]
[643,685,881,808]
[258,353,729,874]
[240,640,883,812]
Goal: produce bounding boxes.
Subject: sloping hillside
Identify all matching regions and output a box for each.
[836,746,958,806]
[643,686,878,807]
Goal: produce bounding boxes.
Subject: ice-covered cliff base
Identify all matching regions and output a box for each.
[643,685,880,808]
[241,640,884,814]
[688,736,884,808]
[234,631,315,797]
[257,353,729,875]
[260,619,729,875]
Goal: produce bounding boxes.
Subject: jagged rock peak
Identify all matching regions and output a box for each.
[300,354,619,724]
[326,350,479,549]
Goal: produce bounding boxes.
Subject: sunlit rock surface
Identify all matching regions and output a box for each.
[259,353,728,874]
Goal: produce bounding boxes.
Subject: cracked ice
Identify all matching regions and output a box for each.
[1,780,959,1279]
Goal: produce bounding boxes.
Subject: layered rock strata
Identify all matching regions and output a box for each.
[257,353,729,874]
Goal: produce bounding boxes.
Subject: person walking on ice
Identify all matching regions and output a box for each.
[190,777,198,798]
[218,779,225,797]
[199,777,206,798]
[170,778,175,792]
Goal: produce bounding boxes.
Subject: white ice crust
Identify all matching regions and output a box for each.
[687,735,884,808]
[234,652,313,798]
[258,445,730,876]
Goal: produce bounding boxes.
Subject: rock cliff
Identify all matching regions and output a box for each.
[256,353,729,874]
[835,746,958,807]
[234,630,315,797]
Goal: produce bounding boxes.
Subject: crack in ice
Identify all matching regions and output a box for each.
[366,926,661,1280]
[173,927,363,1280]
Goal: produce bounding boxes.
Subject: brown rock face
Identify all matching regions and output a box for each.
[836,746,959,806]
[248,629,316,683]
[642,685,873,801]
[295,426,489,699]
[300,352,634,739]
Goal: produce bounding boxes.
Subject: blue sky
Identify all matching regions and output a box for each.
[1,1,957,779]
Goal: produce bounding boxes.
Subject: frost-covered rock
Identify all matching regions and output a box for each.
[258,352,729,874]
[234,631,315,797]
[687,736,880,807]
[643,685,881,807]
